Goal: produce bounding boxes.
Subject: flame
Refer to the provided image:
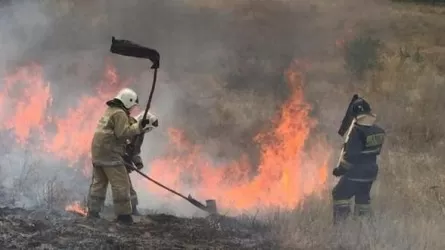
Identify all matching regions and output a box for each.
[43,64,127,169]
[146,60,331,212]
[0,64,52,144]
[0,62,129,174]
[0,59,332,214]
[65,201,87,216]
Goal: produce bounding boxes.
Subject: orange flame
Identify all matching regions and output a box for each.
[0,62,129,174]
[43,64,128,168]
[0,60,332,213]
[146,60,331,213]
[65,201,87,216]
[0,64,52,144]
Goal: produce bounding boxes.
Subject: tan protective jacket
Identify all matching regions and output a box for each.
[125,117,145,166]
[91,105,142,167]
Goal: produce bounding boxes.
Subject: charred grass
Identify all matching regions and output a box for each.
[0,206,278,249]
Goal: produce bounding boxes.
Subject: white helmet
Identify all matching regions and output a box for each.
[114,88,139,109]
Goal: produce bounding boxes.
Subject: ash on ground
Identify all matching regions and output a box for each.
[0,206,278,249]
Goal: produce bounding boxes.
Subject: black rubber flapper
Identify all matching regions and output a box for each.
[110,36,160,69]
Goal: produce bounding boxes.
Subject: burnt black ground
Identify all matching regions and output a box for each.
[0,207,277,249]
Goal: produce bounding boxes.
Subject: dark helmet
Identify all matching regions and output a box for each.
[351,98,372,117]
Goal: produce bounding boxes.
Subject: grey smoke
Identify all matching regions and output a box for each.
[0,0,390,215]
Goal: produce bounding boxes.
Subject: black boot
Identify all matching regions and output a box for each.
[116,214,134,225]
[354,204,374,223]
[354,204,371,216]
[333,204,351,225]
[132,204,142,216]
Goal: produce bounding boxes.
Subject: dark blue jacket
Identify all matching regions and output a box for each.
[339,117,385,181]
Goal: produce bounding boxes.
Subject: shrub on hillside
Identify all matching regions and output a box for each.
[344,35,382,80]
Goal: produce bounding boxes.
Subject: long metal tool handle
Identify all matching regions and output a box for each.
[128,165,210,212]
[336,118,356,167]
[130,165,188,200]
[142,68,158,121]
[129,68,158,156]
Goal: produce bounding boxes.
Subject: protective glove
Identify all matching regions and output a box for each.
[136,111,158,132]
[123,154,132,163]
[135,162,144,170]
[125,165,133,173]
[123,157,134,173]
[332,166,347,177]
[140,118,158,128]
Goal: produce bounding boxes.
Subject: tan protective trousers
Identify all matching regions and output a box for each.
[87,165,132,215]
[129,174,138,207]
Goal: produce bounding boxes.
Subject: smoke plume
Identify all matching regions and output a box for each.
[0,0,390,215]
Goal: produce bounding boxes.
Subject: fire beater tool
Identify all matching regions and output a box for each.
[110,36,160,120]
[126,164,218,215]
[336,94,359,167]
[110,37,218,215]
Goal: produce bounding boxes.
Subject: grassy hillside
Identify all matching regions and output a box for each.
[273,2,445,249]
[0,1,444,249]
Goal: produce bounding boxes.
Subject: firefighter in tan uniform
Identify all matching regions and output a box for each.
[87,88,157,225]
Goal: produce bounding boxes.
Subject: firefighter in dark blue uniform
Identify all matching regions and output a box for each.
[332,98,385,224]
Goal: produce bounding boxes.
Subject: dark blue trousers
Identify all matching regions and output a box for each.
[332,176,373,223]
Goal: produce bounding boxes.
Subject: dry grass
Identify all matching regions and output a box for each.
[1,1,444,248]
[388,2,445,71]
[169,5,445,249]
[263,195,445,249]
[0,147,77,210]
[253,3,445,249]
